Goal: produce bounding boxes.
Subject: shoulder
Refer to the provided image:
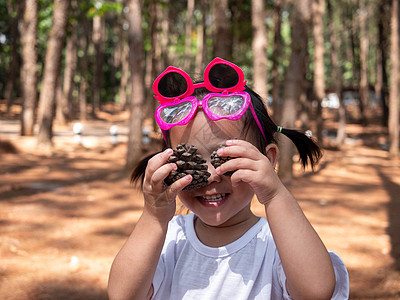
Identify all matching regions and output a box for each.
[164,214,193,244]
[168,213,192,232]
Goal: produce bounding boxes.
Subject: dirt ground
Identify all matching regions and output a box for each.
[1,102,400,299]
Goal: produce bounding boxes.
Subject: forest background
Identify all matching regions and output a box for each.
[0,0,400,299]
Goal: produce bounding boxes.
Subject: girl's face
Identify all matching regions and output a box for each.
[170,109,256,227]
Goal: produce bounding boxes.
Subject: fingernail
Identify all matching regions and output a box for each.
[165,148,173,155]
[217,148,223,155]
[170,163,177,170]
[226,140,234,145]
[185,175,192,181]
[215,167,221,175]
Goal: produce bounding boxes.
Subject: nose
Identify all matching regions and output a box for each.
[207,160,222,184]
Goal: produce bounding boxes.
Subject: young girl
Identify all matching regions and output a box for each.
[108,58,349,300]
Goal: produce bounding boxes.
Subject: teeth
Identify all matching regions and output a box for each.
[201,194,226,202]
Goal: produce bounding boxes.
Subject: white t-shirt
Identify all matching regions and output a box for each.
[152,214,349,300]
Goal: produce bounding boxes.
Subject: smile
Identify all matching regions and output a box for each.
[197,193,229,207]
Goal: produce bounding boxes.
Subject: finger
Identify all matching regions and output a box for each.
[145,148,173,180]
[216,157,258,175]
[218,140,260,159]
[166,175,192,198]
[230,169,255,187]
[151,162,177,186]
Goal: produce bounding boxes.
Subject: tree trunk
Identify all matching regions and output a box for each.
[327,0,346,145]
[20,0,38,136]
[358,0,369,126]
[78,13,89,121]
[312,0,325,144]
[56,22,77,125]
[349,1,359,88]
[389,0,399,157]
[212,0,233,60]
[126,0,145,170]
[37,0,70,146]
[271,0,282,121]
[251,0,268,103]
[149,0,160,129]
[91,15,105,117]
[278,0,311,182]
[377,0,389,127]
[195,0,208,75]
[184,0,195,71]
[5,0,21,115]
[119,38,129,110]
[160,0,170,69]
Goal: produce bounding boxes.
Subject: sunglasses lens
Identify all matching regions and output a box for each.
[160,101,193,124]
[208,63,239,89]
[207,96,244,116]
[158,72,188,98]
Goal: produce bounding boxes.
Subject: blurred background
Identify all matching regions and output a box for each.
[0,0,399,299]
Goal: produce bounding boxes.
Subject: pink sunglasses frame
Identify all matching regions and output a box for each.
[152,57,267,142]
[153,57,246,104]
[156,92,257,130]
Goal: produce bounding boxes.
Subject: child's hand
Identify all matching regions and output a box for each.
[215,139,284,206]
[142,148,192,223]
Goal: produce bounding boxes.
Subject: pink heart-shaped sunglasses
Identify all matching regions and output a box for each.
[153,57,266,142]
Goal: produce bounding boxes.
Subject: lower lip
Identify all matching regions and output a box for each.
[198,194,229,207]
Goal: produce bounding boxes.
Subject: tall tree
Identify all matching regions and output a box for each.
[212,0,232,60]
[37,0,70,146]
[77,11,89,121]
[195,0,208,74]
[20,0,38,136]
[389,0,399,157]
[91,14,105,116]
[159,0,170,69]
[251,0,268,103]
[278,1,312,182]
[126,0,145,169]
[5,0,21,115]
[312,0,325,144]
[358,0,369,126]
[327,0,346,145]
[56,14,77,125]
[377,0,389,126]
[184,0,195,70]
[119,34,129,110]
[271,0,282,121]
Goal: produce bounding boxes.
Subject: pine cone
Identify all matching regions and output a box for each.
[210,145,235,176]
[165,144,211,190]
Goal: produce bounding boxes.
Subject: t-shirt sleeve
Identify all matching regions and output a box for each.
[151,215,184,299]
[152,255,165,298]
[274,250,349,299]
[329,251,350,299]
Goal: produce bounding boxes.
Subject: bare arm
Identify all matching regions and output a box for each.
[217,140,335,300]
[108,210,168,300]
[265,187,335,300]
[108,149,192,300]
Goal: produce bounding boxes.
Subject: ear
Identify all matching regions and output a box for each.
[265,143,279,168]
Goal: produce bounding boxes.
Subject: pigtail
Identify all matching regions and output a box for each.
[279,127,322,169]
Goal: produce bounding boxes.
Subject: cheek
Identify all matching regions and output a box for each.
[177,191,195,206]
[234,182,255,200]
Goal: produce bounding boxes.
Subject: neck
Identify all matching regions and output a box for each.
[194,212,259,247]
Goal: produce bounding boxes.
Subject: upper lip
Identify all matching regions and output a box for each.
[196,192,229,197]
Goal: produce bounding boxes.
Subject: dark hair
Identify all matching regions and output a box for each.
[131,84,322,185]
[242,86,322,168]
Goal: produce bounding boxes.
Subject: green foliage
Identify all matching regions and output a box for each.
[0,0,388,113]
[87,1,123,18]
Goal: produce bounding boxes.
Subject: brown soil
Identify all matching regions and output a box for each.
[1,102,399,299]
